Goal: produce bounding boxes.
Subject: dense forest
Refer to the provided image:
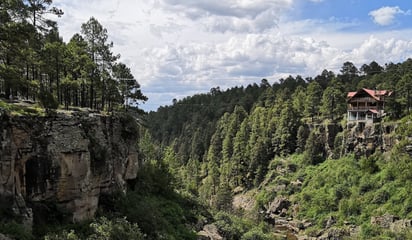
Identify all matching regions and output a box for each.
[0,0,146,112]
[145,58,412,239]
[147,59,412,196]
[2,1,412,240]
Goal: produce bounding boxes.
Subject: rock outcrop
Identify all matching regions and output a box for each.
[0,111,141,226]
[345,122,396,157]
[371,214,412,232]
[266,196,291,218]
[197,224,223,240]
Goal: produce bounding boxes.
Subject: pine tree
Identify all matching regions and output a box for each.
[273,100,300,156]
[304,81,323,122]
[81,17,118,109]
[320,82,346,121]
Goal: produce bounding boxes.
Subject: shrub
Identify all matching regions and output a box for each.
[88,217,144,240]
[38,89,59,112]
[44,230,80,240]
[371,189,389,204]
[214,212,251,240]
[359,156,379,174]
[360,223,382,239]
[0,221,33,240]
[241,228,272,240]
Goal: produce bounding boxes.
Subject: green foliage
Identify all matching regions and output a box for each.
[304,81,322,122]
[0,100,44,116]
[215,182,233,211]
[240,227,273,240]
[88,217,143,240]
[0,5,145,112]
[213,212,274,240]
[255,189,276,210]
[43,217,143,240]
[38,89,59,111]
[214,211,252,239]
[141,61,412,238]
[303,129,325,165]
[115,162,198,239]
[320,83,346,121]
[119,113,140,140]
[0,221,33,240]
[296,125,309,154]
[45,230,78,240]
[45,230,80,240]
[359,155,380,174]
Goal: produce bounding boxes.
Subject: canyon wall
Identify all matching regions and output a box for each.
[0,110,141,226]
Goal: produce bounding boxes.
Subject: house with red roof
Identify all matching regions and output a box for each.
[347,88,392,122]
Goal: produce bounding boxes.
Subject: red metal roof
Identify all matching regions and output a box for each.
[347,88,392,101]
[368,109,379,114]
[347,92,356,98]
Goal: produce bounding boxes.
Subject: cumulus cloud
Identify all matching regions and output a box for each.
[369,6,410,26]
[50,0,412,111]
[158,0,293,32]
[139,32,412,108]
[351,36,412,64]
[141,34,340,89]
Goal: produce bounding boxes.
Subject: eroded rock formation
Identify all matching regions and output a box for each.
[0,111,141,226]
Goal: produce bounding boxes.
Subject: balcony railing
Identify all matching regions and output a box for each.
[348,97,378,102]
[347,106,379,111]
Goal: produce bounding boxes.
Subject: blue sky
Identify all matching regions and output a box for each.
[298,0,411,30]
[52,0,412,111]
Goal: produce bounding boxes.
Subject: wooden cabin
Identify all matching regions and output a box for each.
[347,88,392,122]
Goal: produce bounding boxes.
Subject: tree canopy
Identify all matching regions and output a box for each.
[0,2,146,111]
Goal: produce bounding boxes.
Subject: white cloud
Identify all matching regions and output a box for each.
[369,6,410,26]
[351,36,412,64]
[158,0,293,32]
[139,32,412,109]
[50,0,412,111]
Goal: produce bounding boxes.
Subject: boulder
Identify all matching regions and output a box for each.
[318,228,350,240]
[390,219,412,232]
[371,214,399,228]
[197,224,223,240]
[325,215,336,229]
[267,197,291,215]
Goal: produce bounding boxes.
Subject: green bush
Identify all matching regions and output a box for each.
[43,217,144,240]
[44,230,80,240]
[241,227,273,240]
[0,221,33,240]
[338,198,361,218]
[119,113,140,140]
[359,222,381,239]
[214,211,252,240]
[114,162,198,239]
[88,217,144,240]
[359,156,379,174]
[38,89,59,111]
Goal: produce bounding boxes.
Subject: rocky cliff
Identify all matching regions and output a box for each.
[345,121,396,157]
[0,110,141,227]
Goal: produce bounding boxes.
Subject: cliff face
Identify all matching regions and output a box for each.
[345,121,396,157]
[0,111,141,225]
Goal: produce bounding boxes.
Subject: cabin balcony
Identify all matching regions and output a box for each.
[347,110,380,122]
[347,106,379,111]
